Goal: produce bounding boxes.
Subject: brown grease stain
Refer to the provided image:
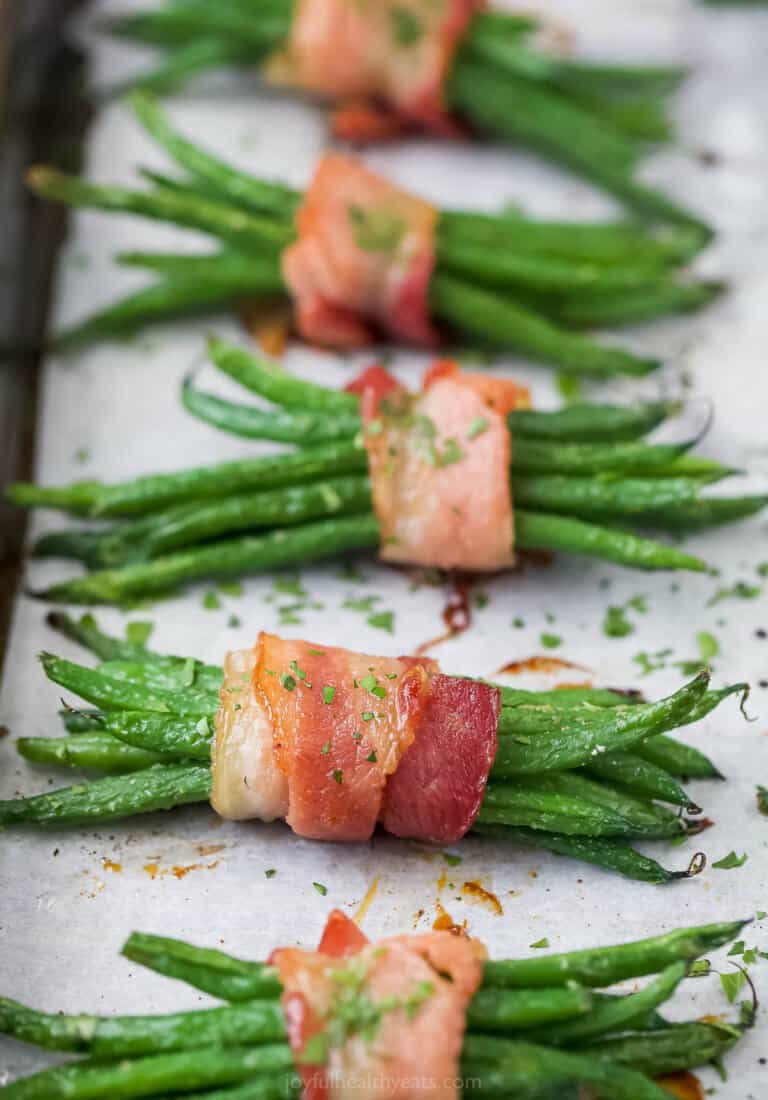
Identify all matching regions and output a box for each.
[238,299,291,357]
[102,859,122,873]
[415,575,473,654]
[143,861,220,880]
[353,877,380,925]
[433,901,466,933]
[196,844,226,857]
[497,655,589,675]
[461,880,503,916]
[656,1071,704,1100]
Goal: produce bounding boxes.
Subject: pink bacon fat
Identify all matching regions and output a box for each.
[210,647,288,822]
[211,634,500,845]
[281,154,439,349]
[264,0,484,140]
[362,361,531,573]
[272,909,486,1100]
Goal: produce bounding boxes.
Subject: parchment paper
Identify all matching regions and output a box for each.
[1,1,767,1094]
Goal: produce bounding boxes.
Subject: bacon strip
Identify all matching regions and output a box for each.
[254,633,437,842]
[265,0,484,140]
[381,675,500,843]
[282,154,438,349]
[272,910,485,1100]
[210,648,288,822]
[362,362,529,572]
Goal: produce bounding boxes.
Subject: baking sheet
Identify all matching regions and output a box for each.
[1,0,768,1093]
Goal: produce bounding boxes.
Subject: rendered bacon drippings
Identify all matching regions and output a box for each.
[362,362,530,572]
[271,909,485,1100]
[265,0,484,140]
[281,154,438,349]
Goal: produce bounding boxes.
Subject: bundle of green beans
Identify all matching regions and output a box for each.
[0,918,753,1098]
[0,611,748,884]
[28,93,719,375]
[101,0,708,235]
[9,338,767,604]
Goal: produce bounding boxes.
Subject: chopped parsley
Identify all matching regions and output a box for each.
[313,881,328,896]
[348,204,405,255]
[332,769,344,785]
[228,614,242,629]
[443,852,462,867]
[712,851,748,870]
[720,969,746,1003]
[390,5,423,47]
[280,673,297,692]
[361,711,375,722]
[757,786,768,815]
[323,685,336,704]
[540,633,562,650]
[218,580,243,596]
[708,581,761,606]
[126,620,154,647]
[202,591,221,611]
[367,610,395,634]
[603,606,633,638]
[290,659,311,684]
[365,750,378,763]
[467,417,489,440]
[265,868,277,878]
[344,595,380,613]
[361,674,386,699]
[633,648,673,676]
[352,731,362,742]
[530,938,550,949]
[320,742,331,755]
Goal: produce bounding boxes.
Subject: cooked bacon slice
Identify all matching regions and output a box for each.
[265,0,484,139]
[424,359,532,415]
[271,910,485,1100]
[210,648,288,822]
[281,154,438,349]
[362,362,525,572]
[254,633,436,842]
[381,675,500,843]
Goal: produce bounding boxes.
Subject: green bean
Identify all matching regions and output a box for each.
[437,237,669,294]
[182,378,362,444]
[40,654,213,716]
[27,168,292,253]
[526,963,686,1046]
[106,40,252,97]
[461,1038,670,1099]
[497,686,636,708]
[515,509,708,572]
[115,248,275,281]
[439,211,699,266]
[515,474,721,520]
[513,437,691,476]
[0,763,211,827]
[471,824,685,882]
[634,734,723,779]
[466,985,592,1033]
[430,274,659,376]
[52,268,282,350]
[58,709,104,733]
[207,337,359,413]
[95,659,219,703]
[121,932,282,1002]
[637,494,768,529]
[508,402,676,443]
[481,920,747,989]
[478,777,682,838]
[450,57,710,237]
[68,476,372,567]
[0,997,286,1056]
[8,441,367,517]
[582,750,696,808]
[587,1020,745,1076]
[494,673,710,774]
[130,93,299,220]
[105,5,287,52]
[148,1080,296,1100]
[15,733,169,773]
[542,280,724,327]
[102,713,213,761]
[34,515,381,604]
[0,1043,295,1100]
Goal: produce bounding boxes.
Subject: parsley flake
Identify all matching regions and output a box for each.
[323,685,336,704]
[712,851,748,870]
[313,881,328,896]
